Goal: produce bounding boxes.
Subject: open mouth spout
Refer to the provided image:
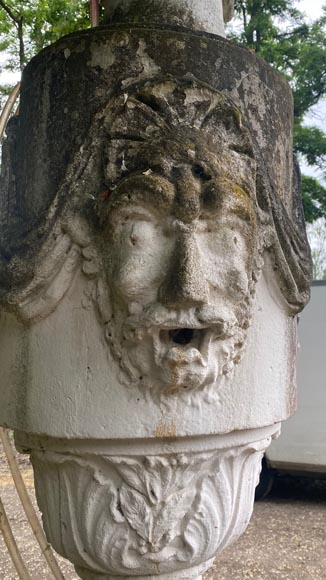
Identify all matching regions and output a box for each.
[157,327,210,373]
[160,328,206,351]
[168,328,197,345]
[156,327,215,391]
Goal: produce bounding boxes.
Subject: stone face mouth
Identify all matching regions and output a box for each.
[168,328,195,345]
[158,328,209,378]
[160,328,204,351]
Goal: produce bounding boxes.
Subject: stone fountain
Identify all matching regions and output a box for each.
[0,1,311,579]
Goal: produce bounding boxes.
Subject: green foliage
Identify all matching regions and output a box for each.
[301,176,326,223]
[230,1,326,223]
[233,0,303,53]
[294,124,326,168]
[27,0,91,53]
[0,0,91,73]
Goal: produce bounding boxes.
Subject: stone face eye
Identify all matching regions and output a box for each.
[125,220,157,249]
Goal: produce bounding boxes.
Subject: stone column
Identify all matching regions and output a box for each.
[103,0,234,35]
[0,3,311,580]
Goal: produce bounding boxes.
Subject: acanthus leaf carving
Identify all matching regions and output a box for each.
[119,485,154,544]
[30,434,271,579]
[152,486,195,546]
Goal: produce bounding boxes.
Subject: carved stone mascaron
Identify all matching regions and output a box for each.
[0,70,311,439]
[0,21,312,580]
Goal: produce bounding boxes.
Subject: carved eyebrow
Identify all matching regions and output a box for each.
[228,200,256,225]
[109,205,156,223]
[109,173,175,210]
[201,178,256,224]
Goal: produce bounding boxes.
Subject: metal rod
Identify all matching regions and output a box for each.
[0,428,66,580]
[90,0,100,26]
[0,82,20,140]
[0,495,32,580]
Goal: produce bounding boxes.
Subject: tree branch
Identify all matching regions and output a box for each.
[0,0,20,25]
[17,17,24,71]
[275,25,309,40]
[0,1,25,70]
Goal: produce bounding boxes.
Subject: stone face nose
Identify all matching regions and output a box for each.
[159,231,209,308]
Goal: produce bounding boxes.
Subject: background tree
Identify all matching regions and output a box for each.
[0,0,94,101]
[307,219,326,279]
[229,0,326,224]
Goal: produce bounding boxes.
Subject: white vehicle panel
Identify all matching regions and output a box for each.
[267,282,326,473]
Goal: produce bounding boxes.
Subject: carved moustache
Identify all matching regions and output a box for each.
[123,303,238,340]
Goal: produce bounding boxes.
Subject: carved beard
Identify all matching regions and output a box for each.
[103,299,249,401]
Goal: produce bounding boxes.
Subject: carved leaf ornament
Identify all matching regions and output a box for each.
[31,437,270,577]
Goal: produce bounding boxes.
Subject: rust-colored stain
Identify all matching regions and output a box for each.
[155,422,177,438]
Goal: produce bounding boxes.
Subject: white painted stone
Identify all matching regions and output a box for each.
[0,63,310,580]
[0,263,296,439]
[16,426,278,580]
[0,80,301,441]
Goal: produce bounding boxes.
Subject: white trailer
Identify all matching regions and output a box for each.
[257,281,326,497]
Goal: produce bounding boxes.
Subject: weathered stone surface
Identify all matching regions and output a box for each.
[0,26,311,306]
[0,27,311,440]
[0,20,312,580]
[103,0,233,36]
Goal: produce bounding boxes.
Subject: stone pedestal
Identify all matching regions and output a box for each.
[16,427,276,580]
[0,6,311,580]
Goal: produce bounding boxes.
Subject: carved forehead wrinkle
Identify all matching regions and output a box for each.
[106,124,255,189]
[108,137,204,183]
[105,137,197,188]
[103,139,257,226]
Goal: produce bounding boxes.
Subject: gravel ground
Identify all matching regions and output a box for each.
[211,477,326,580]
[1,440,326,580]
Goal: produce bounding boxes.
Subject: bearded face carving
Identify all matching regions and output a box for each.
[105,175,254,395]
[91,82,260,398]
[1,78,311,404]
[0,48,313,580]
